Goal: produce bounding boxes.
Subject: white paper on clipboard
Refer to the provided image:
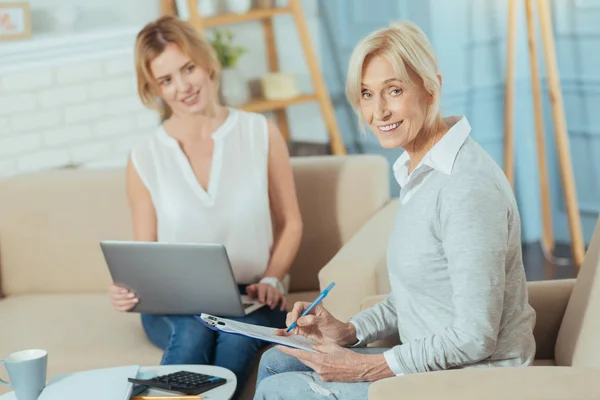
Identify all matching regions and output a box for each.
[199,313,318,352]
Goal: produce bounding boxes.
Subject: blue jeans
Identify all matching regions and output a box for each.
[141,285,286,399]
[254,347,390,400]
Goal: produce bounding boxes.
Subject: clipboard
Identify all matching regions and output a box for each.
[195,313,318,352]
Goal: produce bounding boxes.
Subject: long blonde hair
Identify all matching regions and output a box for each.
[134,16,221,121]
[346,21,442,131]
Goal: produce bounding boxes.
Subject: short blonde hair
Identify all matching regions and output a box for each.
[135,16,221,120]
[346,21,442,130]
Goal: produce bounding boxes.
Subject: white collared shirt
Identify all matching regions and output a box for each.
[393,116,471,204]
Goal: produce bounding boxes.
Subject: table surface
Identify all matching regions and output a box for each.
[0,364,237,400]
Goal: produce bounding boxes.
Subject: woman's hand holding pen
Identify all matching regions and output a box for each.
[275,301,393,383]
[276,302,358,347]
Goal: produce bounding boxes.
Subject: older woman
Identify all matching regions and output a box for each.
[253,21,536,399]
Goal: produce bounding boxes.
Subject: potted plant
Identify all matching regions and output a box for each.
[210,29,250,106]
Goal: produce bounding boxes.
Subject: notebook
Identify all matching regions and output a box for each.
[37,365,139,400]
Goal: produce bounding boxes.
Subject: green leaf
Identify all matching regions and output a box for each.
[209,28,248,68]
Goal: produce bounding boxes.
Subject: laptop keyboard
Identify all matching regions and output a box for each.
[243,302,254,309]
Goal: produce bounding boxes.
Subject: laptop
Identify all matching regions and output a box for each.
[99,241,265,317]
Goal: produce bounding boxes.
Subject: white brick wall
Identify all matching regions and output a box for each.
[17,149,71,173]
[0,117,9,135]
[93,115,137,138]
[55,63,104,85]
[0,93,37,114]
[104,58,135,76]
[43,126,92,146]
[0,134,42,157]
[90,77,136,99]
[64,102,107,124]
[0,51,157,177]
[107,95,145,115]
[39,86,88,108]
[11,110,63,132]
[0,69,53,92]
[70,142,113,164]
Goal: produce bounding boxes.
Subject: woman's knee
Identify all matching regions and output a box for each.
[141,314,171,349]
[169,317,215,348]
[256,345,313,389]
[256,372,365,400]
[157,316,215,364]
[254,373,303,400]
[258,347,287,373]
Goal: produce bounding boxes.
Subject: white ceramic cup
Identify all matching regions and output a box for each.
[0,349,47,400]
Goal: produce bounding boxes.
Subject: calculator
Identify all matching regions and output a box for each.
[128,370,227,395]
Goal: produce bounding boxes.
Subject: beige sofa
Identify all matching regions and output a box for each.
[320,201,600,398]
[0,154,391,398]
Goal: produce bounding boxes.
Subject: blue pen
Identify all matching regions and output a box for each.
[286,282,336,333]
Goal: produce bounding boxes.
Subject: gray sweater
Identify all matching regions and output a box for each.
[350,137,536,374]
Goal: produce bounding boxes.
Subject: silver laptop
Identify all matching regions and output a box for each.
[99,241,265,316]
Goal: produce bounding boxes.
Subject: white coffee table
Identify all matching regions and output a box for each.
[0,364,236,400]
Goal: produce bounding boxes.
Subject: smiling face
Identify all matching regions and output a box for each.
[359,55,432,150]
[150,43,215,117]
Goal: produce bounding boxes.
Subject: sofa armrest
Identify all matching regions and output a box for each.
[319,199,398,322]
[527,279,575,360]
[359,279,576,355]
[369,367,599,400]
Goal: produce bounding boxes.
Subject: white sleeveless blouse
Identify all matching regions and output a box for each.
[131,108,273,284]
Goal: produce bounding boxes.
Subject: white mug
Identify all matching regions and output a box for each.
[0,349,47,400]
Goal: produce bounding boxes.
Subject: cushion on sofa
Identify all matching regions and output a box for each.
[284,156,390,293]
[0,171,132,296]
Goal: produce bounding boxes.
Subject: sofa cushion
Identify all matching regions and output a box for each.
[0,170,133,296]
[0,292,161,395]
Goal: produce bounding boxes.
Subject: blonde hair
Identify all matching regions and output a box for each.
[346,21,442,130]
[134,16,221,120]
